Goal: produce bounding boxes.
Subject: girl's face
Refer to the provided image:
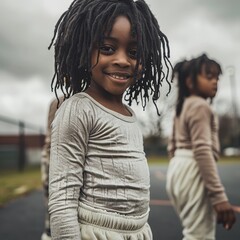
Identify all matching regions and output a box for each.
[90,15,141,100]
[196,65,219,99]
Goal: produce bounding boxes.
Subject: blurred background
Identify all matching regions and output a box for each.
[0,1,239,239]
[0,0,239,171]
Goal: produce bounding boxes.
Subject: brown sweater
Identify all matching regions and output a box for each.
[41,96,64,197]
[168,95,228,205]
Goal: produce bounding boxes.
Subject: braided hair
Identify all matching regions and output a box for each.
[173,53,222,117]
[49,0,172,114]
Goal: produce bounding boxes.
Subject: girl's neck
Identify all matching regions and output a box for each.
[85,88,132,117]
[189,93,207,100]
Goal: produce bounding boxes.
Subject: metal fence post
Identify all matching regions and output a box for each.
[18,121,26,171]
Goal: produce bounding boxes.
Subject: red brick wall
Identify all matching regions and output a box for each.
[0,134,45,148]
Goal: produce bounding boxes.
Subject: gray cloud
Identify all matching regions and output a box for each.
[197,0,240,22]
[0,0,56,79]
[0,0,239,132]
[1,0,239,79]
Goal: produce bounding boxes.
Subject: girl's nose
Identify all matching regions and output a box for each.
[113,50,131,67]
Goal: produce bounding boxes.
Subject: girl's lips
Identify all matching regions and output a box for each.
[106,72,132,81]
[213,87,218,92]
[109,74,128,80]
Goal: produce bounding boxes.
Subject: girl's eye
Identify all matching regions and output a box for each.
[206,74,213,80]
[206,74,219,81]
[129,49,137,59]
[99,45,115,55]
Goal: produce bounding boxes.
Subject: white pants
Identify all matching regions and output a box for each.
[166,149,216,240]
[78,202,152,240]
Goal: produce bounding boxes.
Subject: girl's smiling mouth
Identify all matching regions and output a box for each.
[106,72,132,81]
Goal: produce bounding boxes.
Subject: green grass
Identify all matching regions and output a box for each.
[147,156,169,165]
[218,156,240,164]
[0,166,42,206]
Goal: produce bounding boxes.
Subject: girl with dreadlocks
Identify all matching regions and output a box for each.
[48,0,171,239]
[166,54,236,240]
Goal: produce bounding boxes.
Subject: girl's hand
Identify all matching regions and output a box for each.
[214,201,236,230]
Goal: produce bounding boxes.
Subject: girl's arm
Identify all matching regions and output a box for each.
[188,103,235,229]
[188,103,227,204]
[49,99,89,240]
[167,117,176,159]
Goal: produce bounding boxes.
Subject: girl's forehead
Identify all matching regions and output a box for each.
[100,17,136,43]
[103,15,135,34]
[201,63,221,76]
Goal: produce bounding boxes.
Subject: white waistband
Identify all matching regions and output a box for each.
[78,202,149,232]
[175,149,194,157]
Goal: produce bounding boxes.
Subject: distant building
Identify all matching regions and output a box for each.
[0,134,45,169]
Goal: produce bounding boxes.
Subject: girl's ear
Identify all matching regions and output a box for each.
[186,77,193,90]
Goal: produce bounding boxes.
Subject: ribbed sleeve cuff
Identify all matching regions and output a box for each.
[210,191,228,206]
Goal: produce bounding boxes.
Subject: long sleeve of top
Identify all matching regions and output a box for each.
[167,95,228,206]
[48,93,150,240]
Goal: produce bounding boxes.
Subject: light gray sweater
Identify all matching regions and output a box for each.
[49,92,150,239]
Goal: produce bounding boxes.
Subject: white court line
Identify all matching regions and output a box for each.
[232,205,240,213]
[150,199,172,206]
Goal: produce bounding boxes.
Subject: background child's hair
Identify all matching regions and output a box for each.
[48,0,172,114]
[173,53,222,116]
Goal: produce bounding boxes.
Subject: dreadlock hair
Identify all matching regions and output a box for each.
[173,53,222,117]
[49,0,172,114]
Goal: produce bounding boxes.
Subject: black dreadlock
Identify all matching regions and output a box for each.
[173,53,222,117]
[49,0,172,114]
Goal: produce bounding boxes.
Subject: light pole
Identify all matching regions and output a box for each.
[227,66,239,148]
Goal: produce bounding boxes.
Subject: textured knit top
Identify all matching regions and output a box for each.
[48,92,150,239]
[168,95,228,205]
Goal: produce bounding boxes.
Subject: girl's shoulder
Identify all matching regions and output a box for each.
[54,92,94,122]
[60,93,92,111]
[183,96,213,122]
[185,95,211,111]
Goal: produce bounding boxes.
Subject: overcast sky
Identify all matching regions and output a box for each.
[0,0,239,135]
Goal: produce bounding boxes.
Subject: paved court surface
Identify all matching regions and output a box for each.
[0,162,239,240]
[149,163,240,239]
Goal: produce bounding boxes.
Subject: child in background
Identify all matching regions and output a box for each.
[166,54,236,240]
[48,0,172,239]
[41,97,63,240]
